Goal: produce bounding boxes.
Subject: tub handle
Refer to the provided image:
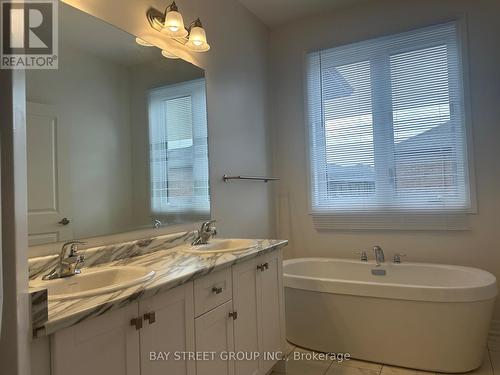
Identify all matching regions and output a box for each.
[393,253,407,263]
[355,251,368,262]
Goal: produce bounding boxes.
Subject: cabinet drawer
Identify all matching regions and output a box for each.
[194,267,232,317]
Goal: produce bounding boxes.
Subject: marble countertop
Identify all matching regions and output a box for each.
[31,238,287,336]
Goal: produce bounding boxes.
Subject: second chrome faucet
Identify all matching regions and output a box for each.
[192,220,217,246]
[43,241,87,280]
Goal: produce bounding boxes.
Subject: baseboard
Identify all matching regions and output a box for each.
[489,319,500,351]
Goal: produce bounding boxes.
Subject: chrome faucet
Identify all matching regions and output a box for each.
[192,220,217,246]
[42,241,87,280]
[373,245,385,266]
[153,219,162,229]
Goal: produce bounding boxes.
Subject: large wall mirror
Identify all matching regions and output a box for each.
[26,3,211,246]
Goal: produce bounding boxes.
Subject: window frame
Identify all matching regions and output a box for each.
[304,19,477,230]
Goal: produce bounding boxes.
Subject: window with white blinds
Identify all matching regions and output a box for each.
[148,78,210,216]
[306,21,473,221]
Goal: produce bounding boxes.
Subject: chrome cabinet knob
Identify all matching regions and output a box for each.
[58,217,70,225]
[257,262,269,271]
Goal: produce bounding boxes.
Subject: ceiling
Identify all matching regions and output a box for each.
[237,0,365,28]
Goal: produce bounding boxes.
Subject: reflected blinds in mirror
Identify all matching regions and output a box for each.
[149,78,210,215]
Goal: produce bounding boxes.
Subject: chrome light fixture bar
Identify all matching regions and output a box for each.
[147,1,210,52]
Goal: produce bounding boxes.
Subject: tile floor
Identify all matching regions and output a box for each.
[270,342,500,375]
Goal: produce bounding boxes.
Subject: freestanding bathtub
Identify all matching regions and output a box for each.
[284,258,497,373]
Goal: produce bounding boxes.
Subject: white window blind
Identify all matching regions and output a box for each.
[148,78,210,216]
[306,21,473,223]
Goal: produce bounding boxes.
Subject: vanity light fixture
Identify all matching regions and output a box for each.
[147,1,210,52]
[135,37,154,47]
[162,1,188,38]
[161,49,179,59]
[185,18,209,52]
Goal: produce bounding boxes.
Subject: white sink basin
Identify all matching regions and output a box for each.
[30,266,155,301]
[181,239,258,254]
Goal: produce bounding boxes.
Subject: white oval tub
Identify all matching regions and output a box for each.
[283,258,497,373]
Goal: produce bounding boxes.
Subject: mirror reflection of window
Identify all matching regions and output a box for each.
[148,78,210,217]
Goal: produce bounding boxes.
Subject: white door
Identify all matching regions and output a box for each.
[139,282,196,375]
[233,257,261,375]
[51,302,140,375]
[26,102,72,245]
[195,300,235,375]
[258,250,286,374]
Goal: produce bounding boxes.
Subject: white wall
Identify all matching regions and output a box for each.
[269,0,500,319]
[26,45,135,239]
[61,0,274,240]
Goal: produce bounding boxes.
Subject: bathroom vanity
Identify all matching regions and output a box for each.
[30,233,287,375]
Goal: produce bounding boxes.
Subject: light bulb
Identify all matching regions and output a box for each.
[186,24,210,52]
[162,3,188,38]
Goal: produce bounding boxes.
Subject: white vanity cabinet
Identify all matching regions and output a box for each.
[51,302,140,375]
[48,249,284,375]
[195,300,235,375]
[51,282,195,375]
[232,250,285,375]
[139,282,196,375]
[232,256,262,375]
[194,249,285,375]
[258,251,286,373]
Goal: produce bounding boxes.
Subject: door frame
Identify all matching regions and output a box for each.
[0,68,31,374]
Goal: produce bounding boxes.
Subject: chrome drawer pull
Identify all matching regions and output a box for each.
[144,311,156,324]
[212,286,223,294]
[130,317,143,330]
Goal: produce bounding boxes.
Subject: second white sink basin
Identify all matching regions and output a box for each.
[181,239,258,254]
[30,266,155,301]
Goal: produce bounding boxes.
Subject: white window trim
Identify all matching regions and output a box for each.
[303,19,477,231]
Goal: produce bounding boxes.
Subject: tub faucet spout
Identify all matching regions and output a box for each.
[373,245,385,266]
